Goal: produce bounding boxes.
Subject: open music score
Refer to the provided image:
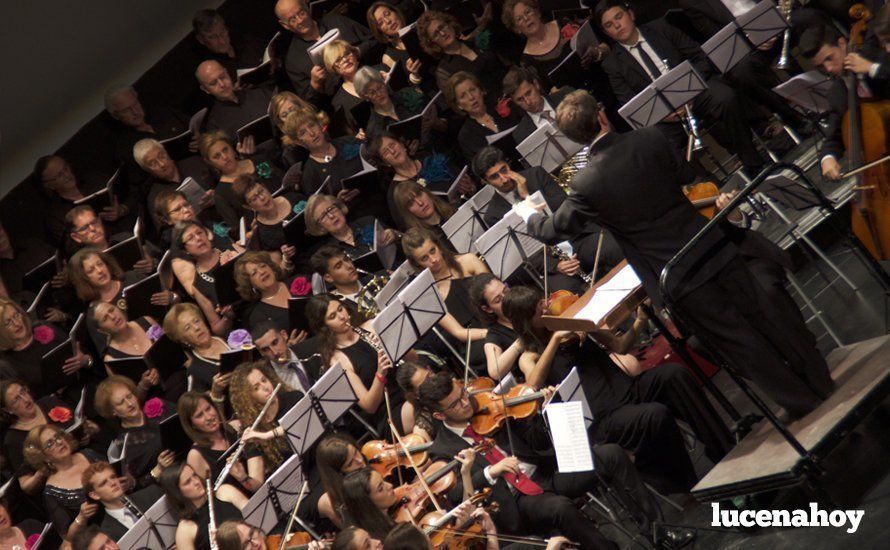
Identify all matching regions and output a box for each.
[541,260,646,332]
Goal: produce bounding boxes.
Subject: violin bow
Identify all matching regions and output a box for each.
[382,390,404,487]
[388,420,444,515]
[841,153,890,181]
[277,480,310,550]
[463,330,473,388]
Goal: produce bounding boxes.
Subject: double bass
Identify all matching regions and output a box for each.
[843,4,890,260]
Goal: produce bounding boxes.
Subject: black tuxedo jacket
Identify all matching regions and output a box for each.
[427,415,556,533]
[821,55,890,160]
[527,128,737,303]
[511,87,575,145]
[98,484,163,542]
[601,19,716,105]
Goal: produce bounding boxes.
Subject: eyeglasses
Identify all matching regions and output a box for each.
[168,201,192,216]
[3,310,23,329]
[444,386,470,411]
[514,8,537,24]
[280,7,309,26]
[182,230,205,246]
[74,219,101,234]
[43,433,64,451]
[246,187,269,204]
[429,23,450,40]
[315,204,338,224]
[333,52,355,67]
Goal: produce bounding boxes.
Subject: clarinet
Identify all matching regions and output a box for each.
[214,383,283,490]
[206,478,219,550]
[548,246,592,285]
[352,326,403,366]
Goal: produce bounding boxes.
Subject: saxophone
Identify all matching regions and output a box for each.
[776,0,794,69]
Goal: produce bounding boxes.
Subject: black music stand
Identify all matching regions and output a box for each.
[515,122,583,174]
[374,260,415,312]
[117,495,178,548]
[278,364,358,456]
[475,210,544,281]
[618,61,707,130]
[702,22,753,74]
[442,186,498,254]
[372,268,447,363]
[242,454,320,538]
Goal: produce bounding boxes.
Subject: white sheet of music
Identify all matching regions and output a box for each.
[575,264,642,324]
[545,401,594,473]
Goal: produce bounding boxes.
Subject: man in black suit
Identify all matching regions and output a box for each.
[472,146,623,277]
[82,462,163,542]
[275,0,374,105]
[416,372,693,550]
[526,90,832,418]
[594,0,767,175]
[503,65,576,145]
[799,23,890,182]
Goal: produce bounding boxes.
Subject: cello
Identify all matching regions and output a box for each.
[843,4,890,260]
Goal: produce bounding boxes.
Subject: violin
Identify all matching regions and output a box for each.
[467,376,495,395]
[683,181,720,219]
[470,384,548,435]
[842,4,890,260]
[389,441,493,523]
[546,289,580,316]
[419,489,495,550]
[264,531,315,549]
[362,433,433,477]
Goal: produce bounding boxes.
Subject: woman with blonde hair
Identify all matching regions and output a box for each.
[198,129,283,233]
[23,424,108,540]
[163,302,233,395]
[269,91,328,168]
[228,361,300,476]
[322,40,368,127]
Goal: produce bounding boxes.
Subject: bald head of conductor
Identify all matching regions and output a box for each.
[555,90,612,145]
[196,60,238,103]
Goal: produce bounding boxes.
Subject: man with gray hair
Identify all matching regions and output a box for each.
[196,59,274,137]
[525,90,832,420]
[132,139,214,217]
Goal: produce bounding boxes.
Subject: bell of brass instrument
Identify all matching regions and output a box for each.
[683,105,705,154]
[776,0,793,70]
[355,274,390,317]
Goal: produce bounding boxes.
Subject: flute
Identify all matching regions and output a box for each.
[214,383,283,490]
[207,478,219,550]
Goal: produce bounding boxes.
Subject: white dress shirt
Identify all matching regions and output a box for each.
[104,504,138,529]
[528,98,557,130]
[621,35,669,80]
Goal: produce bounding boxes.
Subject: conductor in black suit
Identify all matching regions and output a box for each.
[526,90,832,418]
[594,0,767,175]
[416,372,694,550]
[82,461,163,542]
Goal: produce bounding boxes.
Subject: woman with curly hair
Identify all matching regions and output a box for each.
[23,424,109,540]
[305,295,397,433]
[94,375,176,490]
[228,361,301,477]
[163,303,233,395]
[158,461,247,550]
[0,297,91,398]
[415,9,505,95]
[178,391,262,493]
[198,129,283,235]
[234,250,309,333]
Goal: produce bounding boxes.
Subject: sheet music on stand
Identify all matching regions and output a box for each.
[544,401,594,472]
[442,186,497,254]
[515,122,583,174]
[242,454,306,534]
[618,85,673,129]
[117,495,178,548]
[702,22,752,74]
[374,260,415,310]
[574,264,642,324]
[371,269,446,363]
[474,210,543,280]
[735,0,788,47]
[555,366,594,429]
[278,363,358,456]
[759,174,823,211]
[773,70,832,113]
[653,60,707,110]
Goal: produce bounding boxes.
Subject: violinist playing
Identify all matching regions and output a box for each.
[800,18,890,182]
[416,371,695,550]
[502,285,732,489]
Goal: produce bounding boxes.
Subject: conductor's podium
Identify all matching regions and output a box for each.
[691,334,890,501]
